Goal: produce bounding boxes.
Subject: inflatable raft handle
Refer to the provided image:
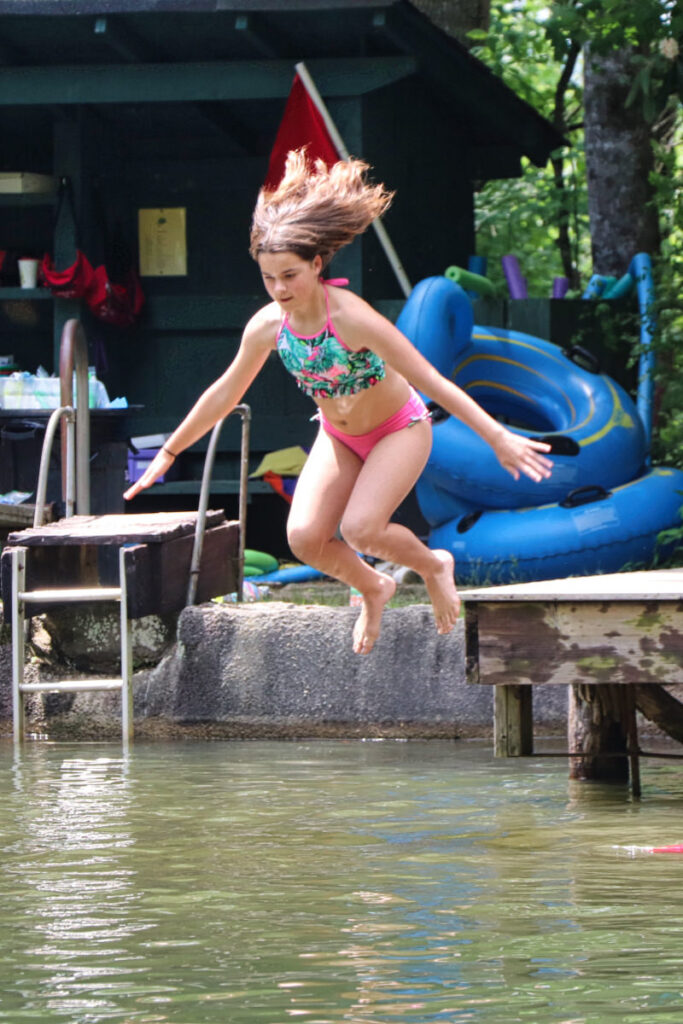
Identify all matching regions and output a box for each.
[426,400,450,423]
[536,434,581,457]
[568,345,600,374]
[560,484,611,509]
[457,509,484,534]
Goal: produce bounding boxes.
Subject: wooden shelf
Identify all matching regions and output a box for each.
[0,288,52,300]
[144,479,274,496]
[0,193,56,207]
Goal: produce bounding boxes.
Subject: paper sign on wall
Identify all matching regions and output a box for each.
[138,207,187,276]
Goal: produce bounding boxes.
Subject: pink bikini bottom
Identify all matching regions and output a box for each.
[317,388,431,462]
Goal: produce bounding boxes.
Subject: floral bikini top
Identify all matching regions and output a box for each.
[276,280,386,400]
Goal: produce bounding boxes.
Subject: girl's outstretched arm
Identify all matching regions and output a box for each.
[343,300,553,483]
[123,312,275,500]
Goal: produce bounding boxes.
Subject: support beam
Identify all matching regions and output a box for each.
[0,56,416,106]
[635,684,683,744]
[494,685,533,757]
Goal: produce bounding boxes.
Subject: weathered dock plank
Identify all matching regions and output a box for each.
[7,511,226,546]
[462,571,683,687]
[468,599,683,687]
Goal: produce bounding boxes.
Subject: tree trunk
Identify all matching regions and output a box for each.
[583,46,660,276]
[552,40,581,288]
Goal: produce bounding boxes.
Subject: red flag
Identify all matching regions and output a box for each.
[264,73,340,189]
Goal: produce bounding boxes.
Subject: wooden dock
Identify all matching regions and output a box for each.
[461,569,683,795]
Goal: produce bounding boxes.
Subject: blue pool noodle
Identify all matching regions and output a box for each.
[630,253,656,455]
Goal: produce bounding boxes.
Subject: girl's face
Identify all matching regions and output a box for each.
[258,251,322,311]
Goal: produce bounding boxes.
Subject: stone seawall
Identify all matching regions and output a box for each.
[0,601,569,741]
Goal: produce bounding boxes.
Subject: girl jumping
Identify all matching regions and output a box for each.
[124,151,552,654]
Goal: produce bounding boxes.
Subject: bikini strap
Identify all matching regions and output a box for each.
[322,277,350,287]
[322,282,334,330]
[321,280,352,344]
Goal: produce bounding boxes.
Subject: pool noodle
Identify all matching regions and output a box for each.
[630,252,656,452]
[445,265,495,297]
[582,274,618,299]
[552,276,569,298]
[602,273,634,300]
[467,254,488,276]
[501,254,527,298]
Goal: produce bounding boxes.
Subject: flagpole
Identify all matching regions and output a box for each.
[295,61,412,299]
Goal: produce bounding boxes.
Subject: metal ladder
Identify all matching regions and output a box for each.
[11,545,134,743]
[10,318,251,746]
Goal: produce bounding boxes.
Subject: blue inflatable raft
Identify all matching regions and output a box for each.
[420,325,646,515]
[429,468,683,584]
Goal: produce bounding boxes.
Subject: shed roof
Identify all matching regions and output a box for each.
[0,0,565,173]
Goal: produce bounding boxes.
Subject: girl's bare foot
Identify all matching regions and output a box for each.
[352,573,396,655]
[423,549,460,635]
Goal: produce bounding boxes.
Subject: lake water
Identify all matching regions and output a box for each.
[1,739,683,1024]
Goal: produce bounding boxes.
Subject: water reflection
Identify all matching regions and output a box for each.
[0,741,683,1023]
[5,750,155,1019]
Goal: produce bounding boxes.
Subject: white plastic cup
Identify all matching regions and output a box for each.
[18,258,39,289]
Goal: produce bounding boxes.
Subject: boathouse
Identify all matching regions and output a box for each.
[0,0,564,550]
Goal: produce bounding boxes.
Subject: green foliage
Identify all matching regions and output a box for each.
[549,0,683,122]
[648,112,683,468]
[474,155,590,297]
[470,0,590,293]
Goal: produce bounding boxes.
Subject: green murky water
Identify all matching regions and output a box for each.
[1,739,683,1023]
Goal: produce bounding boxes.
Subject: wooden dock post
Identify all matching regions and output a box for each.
[494,685,533,757]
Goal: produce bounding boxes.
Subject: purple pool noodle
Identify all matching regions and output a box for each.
[553,276,569,298]
[501,254,528,299]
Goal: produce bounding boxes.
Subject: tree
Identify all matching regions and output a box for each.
[547,0,682,275]
[470,0,589,294]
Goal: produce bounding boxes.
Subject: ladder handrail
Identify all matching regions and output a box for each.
[186,403,251,606]
[33,405,76,526]
[59,318,90,514]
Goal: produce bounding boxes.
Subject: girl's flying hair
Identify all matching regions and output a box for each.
[249,149,394,268]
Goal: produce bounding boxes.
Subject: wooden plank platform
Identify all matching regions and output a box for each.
[461,569,683,603]
[6,511,226,546]
[1,511,239,617]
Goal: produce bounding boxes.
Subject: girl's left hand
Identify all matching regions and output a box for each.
[493,429,553,482]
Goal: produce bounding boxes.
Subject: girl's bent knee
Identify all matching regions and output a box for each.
[340,515,382,555]
[287,524,327,564]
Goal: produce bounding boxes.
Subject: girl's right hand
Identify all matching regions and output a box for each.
[123,448,177,501]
